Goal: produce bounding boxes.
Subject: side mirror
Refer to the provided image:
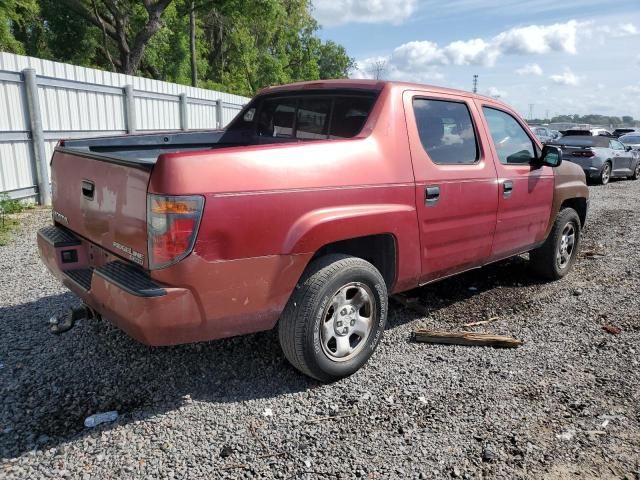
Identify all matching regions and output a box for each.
[625,145,632,152]
[540,145,562,167]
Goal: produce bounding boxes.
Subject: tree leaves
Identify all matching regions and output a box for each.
[3,0,354,96]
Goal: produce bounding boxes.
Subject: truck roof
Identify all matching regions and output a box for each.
[258,79,504,105]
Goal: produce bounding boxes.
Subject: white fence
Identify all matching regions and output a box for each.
[0,52,249,203]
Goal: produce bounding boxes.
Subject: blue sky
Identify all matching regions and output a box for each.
[313,0,640,119]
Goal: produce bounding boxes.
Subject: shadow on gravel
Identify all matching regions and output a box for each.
[387,255,547,329]
[1,256,543,459]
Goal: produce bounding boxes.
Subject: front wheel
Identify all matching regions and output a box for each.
[278,254,388,382]
[630,161,640,180]
[530,208,581,280]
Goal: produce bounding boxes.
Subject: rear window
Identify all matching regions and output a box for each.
[552,137,609,147]
[620,135,640,143]
[222,92,377,143]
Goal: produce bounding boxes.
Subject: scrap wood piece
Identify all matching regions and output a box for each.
[414,329,523,348]
[582,249,605,258]
[602,324,622,335]
[463,316,499,328]
[393,294,430,315]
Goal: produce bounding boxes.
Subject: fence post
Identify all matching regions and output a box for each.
[23,68,51,206]
[124,85,136,134]
[216,99,223,129]
[179,93,188,130]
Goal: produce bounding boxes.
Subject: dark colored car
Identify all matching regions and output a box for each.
[550,135,640,184]
[612,128,638,138]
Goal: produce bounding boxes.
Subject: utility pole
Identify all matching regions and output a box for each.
[472,74,478,93]
[528,104,534,120]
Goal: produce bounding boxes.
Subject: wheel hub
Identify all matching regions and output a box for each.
[335,306,357,336]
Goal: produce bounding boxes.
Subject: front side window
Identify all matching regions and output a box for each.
[482,107,536,165]
[413,98,479,165]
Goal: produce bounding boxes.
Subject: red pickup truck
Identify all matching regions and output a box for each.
[38,80,588,381]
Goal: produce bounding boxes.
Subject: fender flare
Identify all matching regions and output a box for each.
[283,203,416,255]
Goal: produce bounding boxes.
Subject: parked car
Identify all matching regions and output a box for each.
[532,126,555,143]
[619,133,640,153]
[37,80,589,381]
[562,129,592,136]
[549,135,640,184]
[612,128,638,138]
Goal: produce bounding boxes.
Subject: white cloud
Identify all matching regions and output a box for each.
[623,84,640,94]
[494,20,583,55]
[516,63,543,76]
[392,41,448,69]
[617,23,638,36]
[312,0,417,27]
[443,38,500,67]
[486,87,507,98]
[549,68,581,86]
[355,19,585,81]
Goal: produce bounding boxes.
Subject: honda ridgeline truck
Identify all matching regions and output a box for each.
[38,80,589,381]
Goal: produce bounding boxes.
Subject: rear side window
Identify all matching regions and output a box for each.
[482,107,535,165]
[223,93,377,143]
[413,99,479,165]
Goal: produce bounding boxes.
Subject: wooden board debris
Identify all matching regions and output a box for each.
[414,329,523,348]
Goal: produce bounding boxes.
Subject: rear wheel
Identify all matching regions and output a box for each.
[278,254,388,382]
[530,208,581,280]
[599,162,611,185]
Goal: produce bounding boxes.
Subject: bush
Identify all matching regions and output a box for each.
[0,194,26,215]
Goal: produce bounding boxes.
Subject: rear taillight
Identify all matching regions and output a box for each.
[574,150,594,157]
[147,194,204,270]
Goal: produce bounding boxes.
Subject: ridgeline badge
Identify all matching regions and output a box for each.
[112,241,145,266]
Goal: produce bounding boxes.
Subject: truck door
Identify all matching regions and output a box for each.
[477,103,554,261]
[403,90,499,283]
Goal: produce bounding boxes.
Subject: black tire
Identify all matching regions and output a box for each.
[278,254,388,382]
[530,208,581,280]
[630,161,640,180]
[598,162,611,185]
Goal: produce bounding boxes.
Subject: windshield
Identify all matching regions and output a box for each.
[221,91,378,144]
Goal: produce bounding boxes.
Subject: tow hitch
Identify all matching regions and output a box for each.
[49,305,97,334]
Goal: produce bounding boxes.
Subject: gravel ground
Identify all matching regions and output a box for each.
[1,179,639,480]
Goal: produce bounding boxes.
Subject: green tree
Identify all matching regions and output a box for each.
[1,0,354,96]
[0,0,38,53]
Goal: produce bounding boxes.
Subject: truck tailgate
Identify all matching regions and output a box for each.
[51,149,150,268]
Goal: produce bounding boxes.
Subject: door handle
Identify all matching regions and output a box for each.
[425,185,440,206]
[503,180,513,198]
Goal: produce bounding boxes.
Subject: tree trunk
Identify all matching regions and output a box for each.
[190,1,197,87]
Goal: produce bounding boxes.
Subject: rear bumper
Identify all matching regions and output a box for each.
[37,226,201,345]
[37,225,310,346]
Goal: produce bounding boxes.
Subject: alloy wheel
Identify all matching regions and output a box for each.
[320,282,375,362]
